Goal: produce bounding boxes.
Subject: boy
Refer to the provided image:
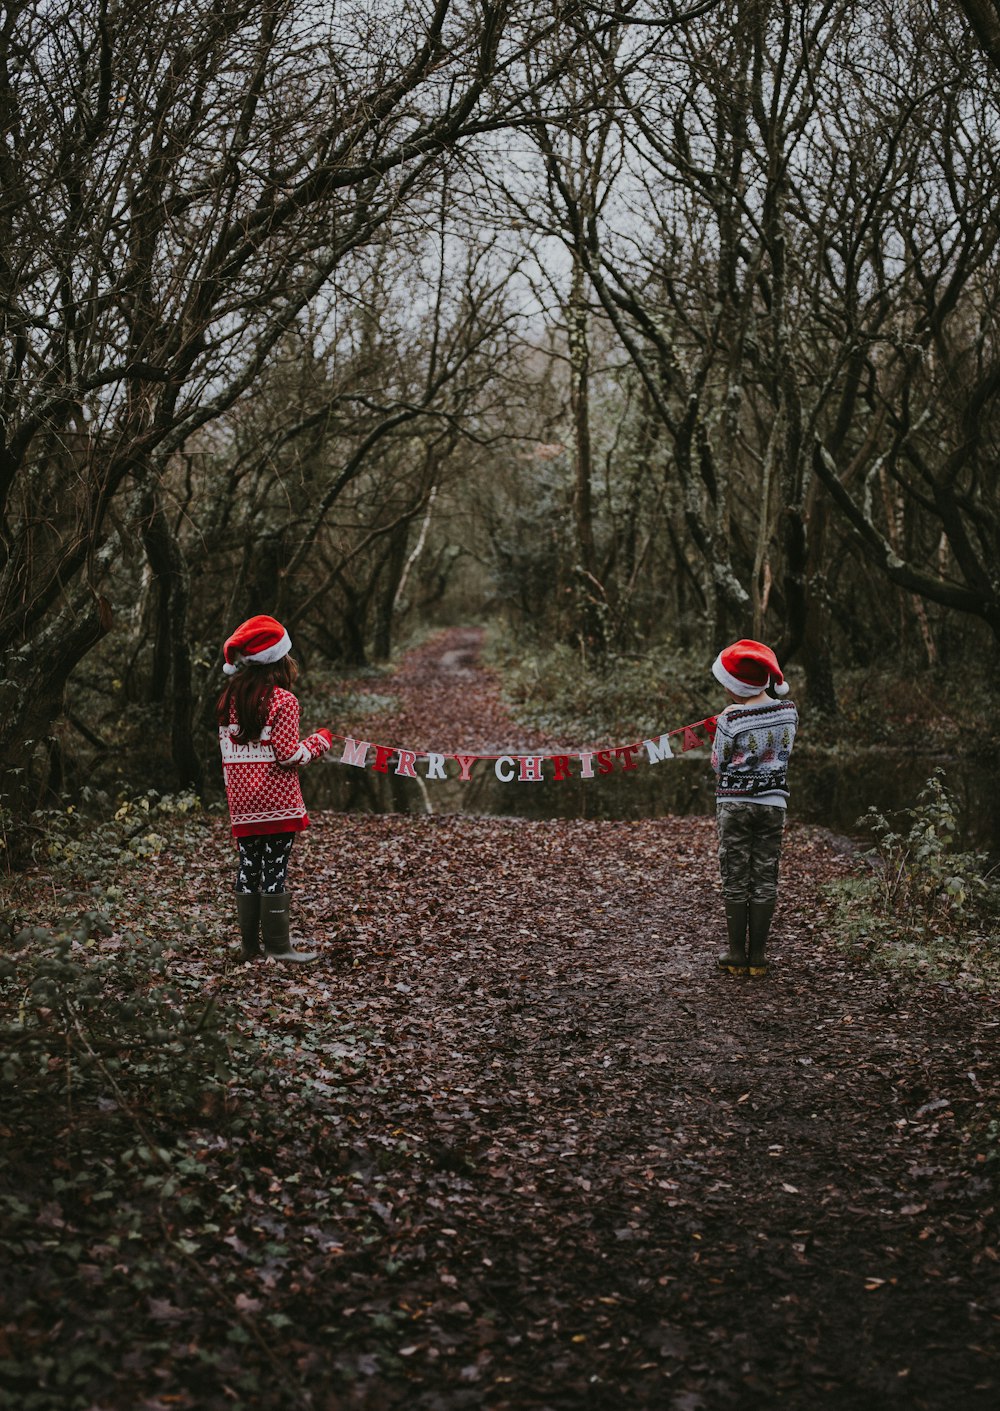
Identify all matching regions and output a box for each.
[710,640,798,977]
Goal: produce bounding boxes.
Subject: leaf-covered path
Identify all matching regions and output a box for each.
[5,630,999,1410]
[281,811,998,1411]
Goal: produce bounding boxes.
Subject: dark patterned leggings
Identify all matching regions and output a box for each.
[236,834,295,895]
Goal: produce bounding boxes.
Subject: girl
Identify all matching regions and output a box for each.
[216,615,332,963]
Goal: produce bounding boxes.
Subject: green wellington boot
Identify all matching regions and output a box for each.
[717,902,749,974]
[748,901,775,977]
[236,893,262,961]
[260,893,317,965]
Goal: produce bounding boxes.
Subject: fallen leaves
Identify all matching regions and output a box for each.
[2,628,999,1410]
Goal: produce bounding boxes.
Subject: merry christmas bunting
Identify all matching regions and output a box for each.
[329,715,718,784]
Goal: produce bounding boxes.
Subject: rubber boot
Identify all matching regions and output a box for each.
[717,902,749,974]
[748,901,775,976]
[236,893,262,961]
[260,893,317,964]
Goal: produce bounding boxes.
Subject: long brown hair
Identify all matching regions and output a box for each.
[216,656,299,744]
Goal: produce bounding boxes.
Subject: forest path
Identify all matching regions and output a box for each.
[336,624,564,754]
[225,626,996,1409]
[31,627,993,1411]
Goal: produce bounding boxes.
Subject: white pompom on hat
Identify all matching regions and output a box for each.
[712,639,789,697]
[222,615,292,675]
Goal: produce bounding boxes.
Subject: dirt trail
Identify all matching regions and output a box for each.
[265,628,999,1408]
[340,625,563,754]
[17,628,994,1411]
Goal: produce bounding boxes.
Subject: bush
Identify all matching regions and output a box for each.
[0,784,251,1130]
[1,785,207,874]
[0,917,246,1119]
[828,770,1000,989]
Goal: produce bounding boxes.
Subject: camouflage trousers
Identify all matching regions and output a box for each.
[716,801,785,904]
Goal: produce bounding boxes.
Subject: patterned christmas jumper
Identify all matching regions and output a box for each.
[219,686,331,837]
[710,698,799,807]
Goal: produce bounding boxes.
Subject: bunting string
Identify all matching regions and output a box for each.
[326,715,718,783]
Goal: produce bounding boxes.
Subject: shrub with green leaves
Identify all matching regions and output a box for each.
[0,916,245,1118]
[0,786,257,1128]
[1,784,208,877]
[859,770,996,924]
[829,770,1000,989]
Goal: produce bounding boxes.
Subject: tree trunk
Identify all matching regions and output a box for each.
[0,594,113,812]
[148,570,172,703]
[335,576,370,667]
[141,494,204,792]
[568,254,605,658]
[393,485,438,616]
[957,0,1000,70]
[373,523,411,662]
[786,489,838,716]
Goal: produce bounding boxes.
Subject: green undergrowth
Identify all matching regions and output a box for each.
[825,771,1000,993]
[0,790,257,1128]
[831,666,992,751]
[306,665,399,734]
[486,628,991,754]
[487,632,708,742]
[0,797,396,1408]
[1,779,213,872]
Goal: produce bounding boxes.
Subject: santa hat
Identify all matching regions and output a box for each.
[712,639,789,697]
[222,615,292,675]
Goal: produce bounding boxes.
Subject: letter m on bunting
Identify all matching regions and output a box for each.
[341,738,370,768]
[643,734,674,764]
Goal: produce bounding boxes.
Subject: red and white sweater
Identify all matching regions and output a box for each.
[219,687,331,837]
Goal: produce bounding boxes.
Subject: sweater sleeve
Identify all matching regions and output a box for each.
[270,691,333,769]
[710,712,731,775]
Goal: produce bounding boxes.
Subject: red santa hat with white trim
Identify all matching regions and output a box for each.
[711,639,789,697]
[222,615,292,676]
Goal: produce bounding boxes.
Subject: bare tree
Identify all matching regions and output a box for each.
[560,0,1000,702]
[0,0,582,799]
[956,0,1000,70]
[803,3,1000,645]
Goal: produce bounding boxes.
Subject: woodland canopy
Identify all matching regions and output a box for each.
[1,0,999,808]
